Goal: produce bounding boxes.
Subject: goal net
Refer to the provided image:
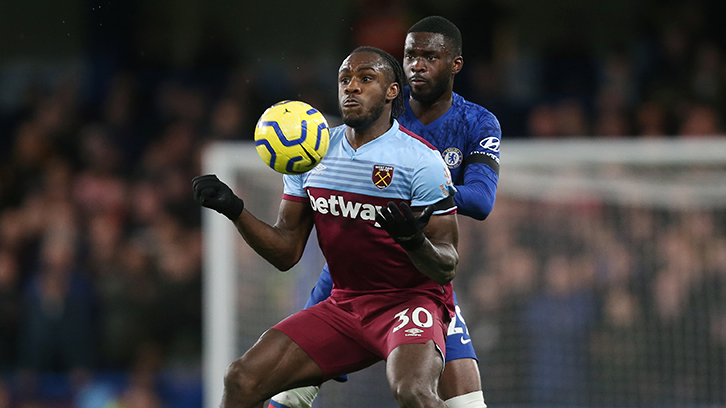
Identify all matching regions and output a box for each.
[202,138,726,408]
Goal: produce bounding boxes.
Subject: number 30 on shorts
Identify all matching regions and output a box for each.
[392,307,433,333]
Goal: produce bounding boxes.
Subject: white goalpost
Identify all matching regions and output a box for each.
[202,138,726,408]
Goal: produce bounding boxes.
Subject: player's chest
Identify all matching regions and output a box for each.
[302,156,414,197]
[410,128,467,180]
[402,123,468,170]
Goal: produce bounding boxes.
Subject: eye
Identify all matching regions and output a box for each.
[339,77,350,85]
[427,55,438,61]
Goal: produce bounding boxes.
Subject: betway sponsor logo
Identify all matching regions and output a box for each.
[308,192,383,221]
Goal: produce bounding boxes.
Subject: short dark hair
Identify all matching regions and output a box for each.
[351,46,406,119]
[407,16,462,57]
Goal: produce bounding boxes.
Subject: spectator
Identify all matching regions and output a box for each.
[17,230,95,373]
[636,101,669,136]
[524,254,597,405]
[678,103,722,136]
[0,250,21,369]
[590,287,648,405]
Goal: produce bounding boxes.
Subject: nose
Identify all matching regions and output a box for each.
[344,78,361,93]
[410,57,426,72]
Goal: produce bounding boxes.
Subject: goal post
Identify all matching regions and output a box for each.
[501,138,726,209]
[201,143,327,408]
[201,143,252,408]
[202,138,726,408]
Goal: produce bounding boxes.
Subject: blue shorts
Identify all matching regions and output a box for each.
[305,264,478,362]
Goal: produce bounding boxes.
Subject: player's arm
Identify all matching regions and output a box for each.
[233,198,314,271]
[192,174,314,271]
[377,199,458,285]
[376,148,460,284]
[454,164,497,220]
[455,115,501,220]
[410,205,458,284]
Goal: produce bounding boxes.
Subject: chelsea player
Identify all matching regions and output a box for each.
[271,16,501,408]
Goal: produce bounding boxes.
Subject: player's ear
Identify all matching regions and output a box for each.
[452,56,463,75]
[386,82,400,102]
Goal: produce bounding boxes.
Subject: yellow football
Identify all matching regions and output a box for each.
[254,100,330,174]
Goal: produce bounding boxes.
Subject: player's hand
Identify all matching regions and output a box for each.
[375,202,434,251]
[192,174,245,221]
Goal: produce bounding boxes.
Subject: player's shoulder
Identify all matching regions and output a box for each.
[327,122,438,166]
[391,125,449,176]
[329,122,435,152]
[395,123,437,151]
[452,92,501,133]
[329,124,346,141]
[452,92,496,118]
[323,125,350,156]
[391,123,443,164]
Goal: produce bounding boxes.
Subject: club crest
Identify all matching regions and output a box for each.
[442,147,463,169]
[372,165,394,189]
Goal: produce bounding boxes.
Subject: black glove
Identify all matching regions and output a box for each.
[192,174,245,221]
[375,201,435,251]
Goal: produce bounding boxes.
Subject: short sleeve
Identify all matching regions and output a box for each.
[411,149,457,211]
[283,174,307,199]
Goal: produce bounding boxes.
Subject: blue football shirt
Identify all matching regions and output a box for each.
[399,88,501,220]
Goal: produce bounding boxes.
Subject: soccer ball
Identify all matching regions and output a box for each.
[254,100,331,174]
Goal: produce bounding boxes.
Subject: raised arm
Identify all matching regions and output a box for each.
[192,174,314,271]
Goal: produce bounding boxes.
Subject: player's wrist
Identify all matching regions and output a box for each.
[221,196,245,221]
[395,232,425,251]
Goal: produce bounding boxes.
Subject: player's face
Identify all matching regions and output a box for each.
[404,32,459,106]
[337,52,391,129]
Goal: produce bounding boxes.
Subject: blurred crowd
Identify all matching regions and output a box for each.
[0,0,726,407]
[0,72,208,407]
[449,0,726,138]
[455,198,726,405]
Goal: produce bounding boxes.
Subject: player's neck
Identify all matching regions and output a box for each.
[345,118,393,150]
[410,91,453,126]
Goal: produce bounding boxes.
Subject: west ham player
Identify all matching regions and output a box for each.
[193,47,459,408]
[271,16,500,408]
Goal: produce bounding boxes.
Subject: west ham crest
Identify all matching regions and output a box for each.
[372,165,394,189]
